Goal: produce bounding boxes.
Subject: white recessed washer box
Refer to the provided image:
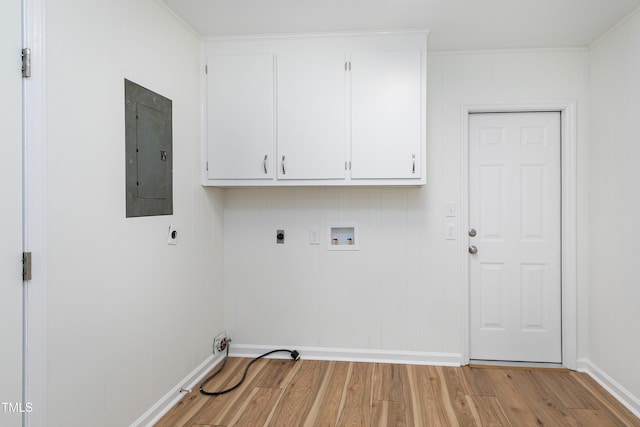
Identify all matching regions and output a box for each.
[328,223,358,251]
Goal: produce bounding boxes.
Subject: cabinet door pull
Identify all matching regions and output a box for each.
[281,155,286,175]
[263,154,268,174]
[412,154,416,174]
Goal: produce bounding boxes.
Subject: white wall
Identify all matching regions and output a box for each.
[588,9,640,401]
[224,49,589,358]
[44,0,224,425]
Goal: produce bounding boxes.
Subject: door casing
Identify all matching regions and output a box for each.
[23,0,48,424]
[461,102,577,370]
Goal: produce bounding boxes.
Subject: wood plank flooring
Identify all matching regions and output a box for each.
[155,357,640,426]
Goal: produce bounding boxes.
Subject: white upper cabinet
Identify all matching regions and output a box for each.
[277,52,347,180]
[206,54,274,180]
[351,50,422,179]
[202,31,428,186]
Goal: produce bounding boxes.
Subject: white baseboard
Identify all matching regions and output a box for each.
[229,343,463,367]
[130,353,224,427]
[577,358,640,419]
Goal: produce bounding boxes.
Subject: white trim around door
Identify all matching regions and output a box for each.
[460,102,577,370]
[23,0,47,424]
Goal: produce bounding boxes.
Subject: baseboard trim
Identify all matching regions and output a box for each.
[577,358,640,419]
[229,344,462,367]
[130,353,223,427]
[469,360,568,371]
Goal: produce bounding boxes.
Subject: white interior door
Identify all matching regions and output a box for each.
[0,0,25,424]
[469,112,562,363]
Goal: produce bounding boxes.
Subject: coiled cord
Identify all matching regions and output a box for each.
[199,345,300,396]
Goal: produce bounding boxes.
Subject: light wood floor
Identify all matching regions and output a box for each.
[156,357,640,426]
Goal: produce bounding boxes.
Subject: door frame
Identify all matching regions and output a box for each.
[23,0,47,424]
[460,102,577,370]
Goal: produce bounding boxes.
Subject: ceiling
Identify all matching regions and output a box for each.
[160,0,640,51]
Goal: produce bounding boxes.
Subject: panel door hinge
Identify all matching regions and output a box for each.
[22,252,32,281]
[205,64,208,74]
[345,160,351,171]
[344,61,351,71]
[206,161,208,171]
[21,48,31,78]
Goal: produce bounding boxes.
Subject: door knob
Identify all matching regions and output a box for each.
[468,245,478,255]
[468,228,477,237]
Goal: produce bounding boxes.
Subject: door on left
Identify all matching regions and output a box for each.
[0,0,25,425]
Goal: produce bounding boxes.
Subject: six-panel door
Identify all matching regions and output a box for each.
[469,112,562,363]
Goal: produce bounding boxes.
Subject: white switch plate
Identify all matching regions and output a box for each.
[445,202,457,217]
[309,228,320,245]
[168,224,178,245]
[445,223,456,240]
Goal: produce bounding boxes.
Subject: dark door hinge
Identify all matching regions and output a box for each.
[23,252,32,281]
[22,48,31,78]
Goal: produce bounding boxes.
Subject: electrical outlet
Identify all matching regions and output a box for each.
[445,223,456,240]
[167,224,178,245]
[309,228,320,245]
[445,202,457,218]
[213,331,229,356]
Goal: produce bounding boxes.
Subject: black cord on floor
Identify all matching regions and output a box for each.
[199,345,300,396]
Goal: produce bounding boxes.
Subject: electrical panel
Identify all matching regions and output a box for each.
[125,79,173,217]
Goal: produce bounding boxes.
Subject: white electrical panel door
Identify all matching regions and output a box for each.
[277,52,347,180]
[207,54,275,180]
[351,50,422,179]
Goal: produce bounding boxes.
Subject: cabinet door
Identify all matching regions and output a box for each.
[351,50,422,179]
[277,52,347,180]
[207,54,274,179]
